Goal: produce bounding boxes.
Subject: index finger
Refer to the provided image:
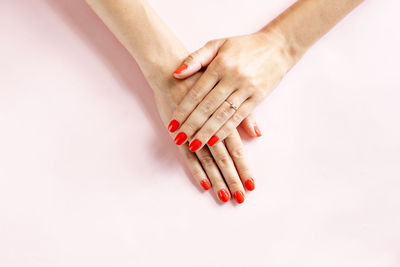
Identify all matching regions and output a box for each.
[167,67,220,133]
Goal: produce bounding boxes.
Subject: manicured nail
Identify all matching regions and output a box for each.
[218,189,230,202]
[254,125,262,137]
[168,120,179,133]
[174,132,187,145]
[233,191,245,204]
[200,179,211,191]
[244,178,255,191]
[173,64,188,75]
[189,139,202,152]
[207,135,219,146]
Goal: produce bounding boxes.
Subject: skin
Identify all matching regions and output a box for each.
[171,0,364,152]
[85,0,256,203]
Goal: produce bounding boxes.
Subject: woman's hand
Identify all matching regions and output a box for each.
[168,29,295,152]
[154,73,255,204]
[85,0,262,203]
[169,0,364,152]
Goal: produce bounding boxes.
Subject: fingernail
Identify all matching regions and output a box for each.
[233,191,245,204]
[207,136,219,146]
[244,178,255,191]
[200,179,211,191]
[168,119,179,133]
[189,139,202,152]
[254,125,262,137]
[218,189,230,202]
[174,132,187,145]
[173,64,188,75]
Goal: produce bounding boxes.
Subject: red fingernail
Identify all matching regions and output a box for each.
[245,178,255,191]
[200,179,211,191]
[254,125,262,137]
[168,120,179,132]
[189,139,202,152]
[174,132,187,145]
[218,189,230,202]
[173,64,188,74]
[233,191,245,204]
[207,135,219,146]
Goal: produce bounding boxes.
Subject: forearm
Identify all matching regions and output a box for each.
[263,0,364,61]
[85,0,187,81]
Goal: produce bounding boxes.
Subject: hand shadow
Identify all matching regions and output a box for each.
[42,0,201,187]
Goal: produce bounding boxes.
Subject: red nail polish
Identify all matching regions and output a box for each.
[254,125,262,137]
[218,189,230,202]
[189,139,202,152]
[233,191,245,204]
[173,64,188,74]
[174,132,187,145]
[200,179,211,191]
[244,178,255,191]
[168,120,179,133]
[207,135,219,146]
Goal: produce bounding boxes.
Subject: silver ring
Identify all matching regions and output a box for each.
[225,100,238,111]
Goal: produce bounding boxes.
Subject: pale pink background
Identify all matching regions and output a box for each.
[1,0,399,266]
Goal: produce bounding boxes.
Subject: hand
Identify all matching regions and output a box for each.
[168,30,295,152]
[85,0,258,203]
[154,72,256,204]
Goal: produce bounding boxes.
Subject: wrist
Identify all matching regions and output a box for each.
[256,25,298,74]
[140,50,189,94]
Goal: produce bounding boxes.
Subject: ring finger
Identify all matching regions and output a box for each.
[208,134,246,204]
[188,91,249,152]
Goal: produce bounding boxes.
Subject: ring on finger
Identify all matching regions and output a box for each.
[225,100,239,111]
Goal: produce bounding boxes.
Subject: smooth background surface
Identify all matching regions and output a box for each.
[1,1,399,266]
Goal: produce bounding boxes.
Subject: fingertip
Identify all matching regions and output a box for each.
[173,61,203,79]
[200,179,211,191]
[254,125,262,137]
[173,64,188,74]
[241,122,257,137]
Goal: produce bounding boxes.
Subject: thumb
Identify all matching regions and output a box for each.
[173,39,225,79]
[240,113,262,138]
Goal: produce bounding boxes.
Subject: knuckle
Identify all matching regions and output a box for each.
[185,53,197,64]
[230,147,245,159]
[230,65,242,76]
[191,169,204,180]
[239,166,251,175]
[183,122,197,135]
[205,68,220,80]
[215,108,231,121]
[227,179,242,189]
[214,56,230,69]
[199,155,215,166]
[213,89,227,100]
[205,39,216,47]
[200,101,215,114]
[231,113,243,125]
[189,86,203,100]
[216,155,231,168]
[247,80,258,90]
[174,107,186,120]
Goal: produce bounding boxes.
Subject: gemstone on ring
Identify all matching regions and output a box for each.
[225,100,238,110]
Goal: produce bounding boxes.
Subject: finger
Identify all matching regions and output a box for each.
[194,146,231,202]
[173,39,226,79]
[240,113,262,138]
[212,98,257,144]
[224,131,255,191]
[177,145,211,191]
[175,79,236,145]
[209,140,246,204]
[188,91,249,152]
[168,68,220,136]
